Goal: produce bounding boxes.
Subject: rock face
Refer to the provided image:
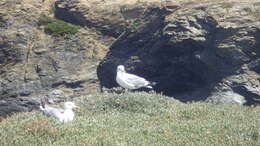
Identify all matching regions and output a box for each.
[206,91,246,105]
[0,99,39,117]
[97,1,260,105]
[0,0,110,116]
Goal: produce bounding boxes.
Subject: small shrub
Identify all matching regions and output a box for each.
[38,15,80,36]
[132,19,142,28]
[38,15,53,25]
[125,19,144,32]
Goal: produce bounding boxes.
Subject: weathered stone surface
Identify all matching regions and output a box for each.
[54,0,171,37]
[206,91,246,105]
[97,1,260,105]
[0,0,110,117]
[0,99,39,117]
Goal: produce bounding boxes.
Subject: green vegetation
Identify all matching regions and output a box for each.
[125,19,144,31]
[253,2,260,7]
[38,15,80,36]
[0,92,259,145]
[132,19,142,29]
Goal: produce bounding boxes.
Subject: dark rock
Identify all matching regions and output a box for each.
[248,59,260,74]
[97,2,260,106]
[0,99,39,117]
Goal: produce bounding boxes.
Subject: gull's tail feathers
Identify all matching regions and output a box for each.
[146,81,157,89]
[146,85,153,89]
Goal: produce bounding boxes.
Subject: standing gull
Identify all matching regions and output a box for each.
[40,101,80,123]
[116,65,156,90]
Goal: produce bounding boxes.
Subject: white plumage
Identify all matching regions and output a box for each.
[116,65,155,90]
[39,101,79,123]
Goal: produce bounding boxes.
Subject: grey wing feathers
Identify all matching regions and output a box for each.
[43,106,64,117]
[124,73,150,87]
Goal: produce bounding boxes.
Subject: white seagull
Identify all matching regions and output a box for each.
[39,101,80,123]
[116,65,155,90]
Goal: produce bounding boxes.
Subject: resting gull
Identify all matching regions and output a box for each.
[116,65,156,90]
[39,101,80,123]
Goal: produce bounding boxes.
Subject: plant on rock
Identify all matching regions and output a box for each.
[38,15,80,37]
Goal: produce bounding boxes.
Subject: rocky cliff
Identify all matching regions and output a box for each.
[95,0,260,105]
[0,0,259,116]
[0,0,111,116]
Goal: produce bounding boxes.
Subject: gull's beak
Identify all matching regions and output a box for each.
[73,106,80,110]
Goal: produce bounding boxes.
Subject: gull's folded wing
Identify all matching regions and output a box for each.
[44,106,64,117]
[123,73,149,88]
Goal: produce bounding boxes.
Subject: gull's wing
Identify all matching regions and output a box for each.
[123,72,150,88]
[43,106,64,118]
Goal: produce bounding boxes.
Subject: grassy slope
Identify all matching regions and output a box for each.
[0,92,259,146]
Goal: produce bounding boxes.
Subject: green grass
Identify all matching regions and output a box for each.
[0,92,259,145]
[38,15,80,36]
